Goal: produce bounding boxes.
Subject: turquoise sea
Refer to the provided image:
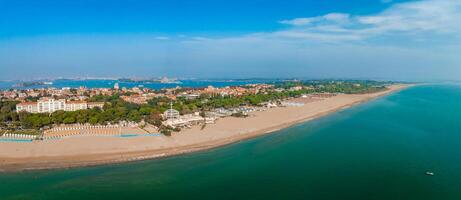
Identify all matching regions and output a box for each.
[1,84,461,200]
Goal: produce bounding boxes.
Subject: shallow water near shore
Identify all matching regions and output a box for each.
[1,84,461,200]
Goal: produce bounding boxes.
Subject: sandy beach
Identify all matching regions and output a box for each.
[0,85,409,172]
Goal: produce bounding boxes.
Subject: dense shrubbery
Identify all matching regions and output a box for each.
[0,100,20,128]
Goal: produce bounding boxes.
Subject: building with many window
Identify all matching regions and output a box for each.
[65,101,88,112]
[87,102,105,109]
[37,98,66,113]
[15,102,39,113]
[16,98,104,113]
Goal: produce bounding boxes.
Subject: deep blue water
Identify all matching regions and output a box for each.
[1,84,461,200]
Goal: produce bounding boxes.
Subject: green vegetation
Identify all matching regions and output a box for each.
[311,82,386,94]
[0,80,391,131]
[0,100,20,129]
[277,80,388,94]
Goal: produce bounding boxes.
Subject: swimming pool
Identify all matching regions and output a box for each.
[0,138,33,142]
[118,133,162,138]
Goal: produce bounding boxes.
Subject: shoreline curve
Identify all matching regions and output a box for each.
[0,84,411,172]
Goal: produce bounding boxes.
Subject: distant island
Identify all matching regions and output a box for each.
[13,81,53,88]
[118,77,182,84]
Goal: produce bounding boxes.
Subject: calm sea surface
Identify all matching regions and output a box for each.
[0,79,272,90]
[1,84,461,200]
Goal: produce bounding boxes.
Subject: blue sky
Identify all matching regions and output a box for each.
[0,0,460,80]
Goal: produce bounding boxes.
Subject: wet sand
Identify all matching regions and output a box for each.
[0,85,409,172]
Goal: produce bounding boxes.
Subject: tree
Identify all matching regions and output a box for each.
[139,107,152,115]
[41,117,51,126]
[231,112,247,118]
[128,110,141,122]
[51,110,66,124]
[146,110,163,127]
[18,111,29,122]
[23,115,42,129]
[180,106,191,115]
[160,128,172,136]
[76,110,89,124]
[115,107,128,120]
[199,110,206,118]
[89,117,99,125]
[63,116,76,124]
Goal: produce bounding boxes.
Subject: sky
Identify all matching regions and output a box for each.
[0,0,460,81]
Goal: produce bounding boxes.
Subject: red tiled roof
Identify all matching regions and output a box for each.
[17,102,37,106]
[67,101,87,104]
[87,102,104,105]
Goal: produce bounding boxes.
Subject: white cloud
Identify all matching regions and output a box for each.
[279,18,314,26]
[279,13,350,26]
[165,0,461,80]
[276,0,461,42]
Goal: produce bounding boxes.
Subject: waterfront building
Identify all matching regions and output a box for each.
[281,101,304,107]
[15,102,38,113]
[37,98,66,113]
[16,97,104,113]
[214,108,233,116]
[87,102,105,109]
[163,113,204,128]
[164,108,180,120]
[164,102,180,119]
[65,101,88,111]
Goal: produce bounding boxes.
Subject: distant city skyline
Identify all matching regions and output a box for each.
[1,0,460,81]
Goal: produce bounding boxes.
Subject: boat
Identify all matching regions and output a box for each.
[425,171,434,176]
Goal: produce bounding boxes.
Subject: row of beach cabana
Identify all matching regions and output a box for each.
[44,125,123,139]
[0,133,37,139]
[44,125,121,133]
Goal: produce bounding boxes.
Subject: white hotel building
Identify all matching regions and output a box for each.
[16,98,101,113]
